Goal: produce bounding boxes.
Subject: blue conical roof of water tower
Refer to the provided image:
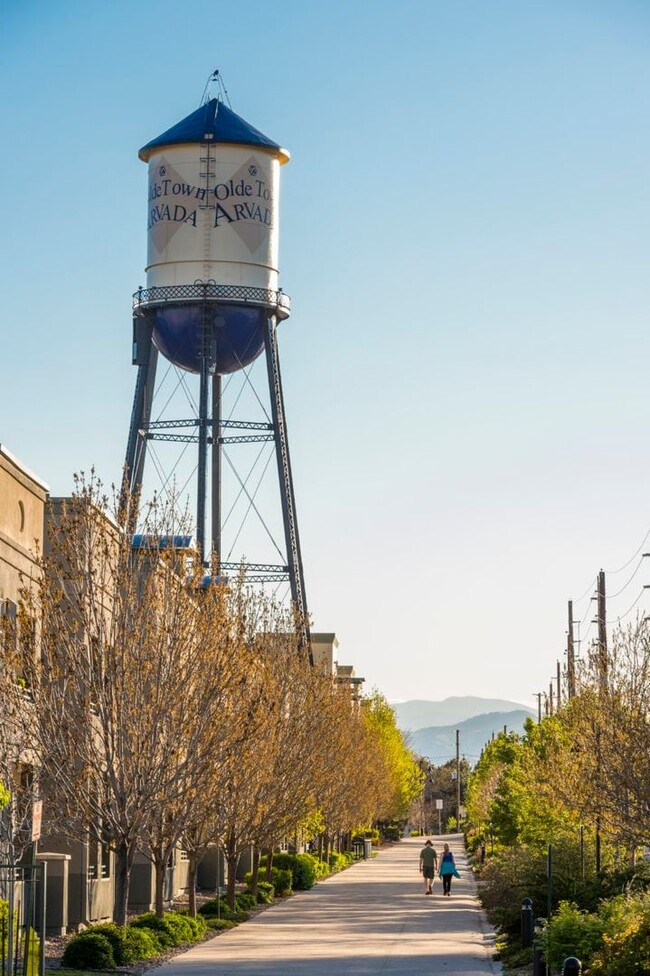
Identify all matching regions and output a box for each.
[138,98,290,163]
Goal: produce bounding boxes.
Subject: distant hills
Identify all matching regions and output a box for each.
[393,697,535,766]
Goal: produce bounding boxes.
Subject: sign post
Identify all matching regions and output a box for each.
[435,798,443,836]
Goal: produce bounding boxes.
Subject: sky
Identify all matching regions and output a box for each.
[1,0,649,711]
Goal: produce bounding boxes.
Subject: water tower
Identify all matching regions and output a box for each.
[123,88,309,653]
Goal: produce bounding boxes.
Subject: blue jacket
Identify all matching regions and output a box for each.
[439,852,460,878]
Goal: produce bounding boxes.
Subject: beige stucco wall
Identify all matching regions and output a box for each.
[0,445,48,604]
[311,632,338,674]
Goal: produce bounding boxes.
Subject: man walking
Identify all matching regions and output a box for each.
[418,839,438,895]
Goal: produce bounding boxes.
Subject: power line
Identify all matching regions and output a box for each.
[607,557,644,599]
[604,526,650,575]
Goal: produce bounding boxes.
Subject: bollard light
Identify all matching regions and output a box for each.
[562,958,582,976]
[521,898,533,949]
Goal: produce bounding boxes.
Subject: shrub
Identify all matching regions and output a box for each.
[83,923,128,965]
[129,912,176,949]
[540,901,605,970]
[314,858,330,879]
[235,892,257,911]
[198,897,226,917]
[162,911,195,944]
[62,932,115,969]
[123,926,159,961]
[272,852,319,890]
[590,893,650,976]
[383,825,401,842]
[329,852,352,872]
[271,853,296,873]
[204,917,236,930]
[174,912,207,938]
[268,867,292,896]
[253,880,275,903]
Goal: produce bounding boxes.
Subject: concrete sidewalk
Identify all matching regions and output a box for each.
[153,835,502,976]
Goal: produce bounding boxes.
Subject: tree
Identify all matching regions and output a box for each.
[137,578,252,916]
[561,620,650,853]
[27,476,246,923]
[361,692,424,824]
[0,599,41,866]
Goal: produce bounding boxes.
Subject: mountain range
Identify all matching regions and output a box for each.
[393,697,535,766]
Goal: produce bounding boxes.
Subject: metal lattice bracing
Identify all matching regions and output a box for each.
[122,291,311,663]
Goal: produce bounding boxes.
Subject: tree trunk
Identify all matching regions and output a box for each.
[264,848,274,882]
[249,848,261,898]
[225,833,239,911]
[154,855,166,917]
[187,852,198,917]
[114,838,133,926]
[317,834,324,861]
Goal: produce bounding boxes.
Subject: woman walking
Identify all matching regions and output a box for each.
[439,843,460,896]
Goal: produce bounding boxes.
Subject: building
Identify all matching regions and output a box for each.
[311,632,365,703]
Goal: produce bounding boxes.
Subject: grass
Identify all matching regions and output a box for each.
[47,970,90,976]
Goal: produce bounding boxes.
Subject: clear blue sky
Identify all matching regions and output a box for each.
[2,0,649,709]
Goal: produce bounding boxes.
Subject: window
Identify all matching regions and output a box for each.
[89,823,112,880]
[1,599,18,655]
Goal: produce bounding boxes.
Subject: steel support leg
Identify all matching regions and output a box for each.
[197,352,211,566]
[263,314,312,662]
[211,373,222,573]
[123,312,158,528]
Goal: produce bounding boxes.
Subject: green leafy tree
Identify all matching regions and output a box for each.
[362,691,424,822]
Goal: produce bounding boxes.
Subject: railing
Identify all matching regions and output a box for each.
[133,283,291,318]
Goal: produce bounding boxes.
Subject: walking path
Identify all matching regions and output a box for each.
[155,835,502,976]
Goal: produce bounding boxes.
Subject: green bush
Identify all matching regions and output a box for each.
[590,893,650,976]
[162,911,195,944]
[245,865,292,896]
[123,926,159,961]
[540,901,605,970]
[314,858,330,879]
[174,911,207,938]
[244,869,275,908]
[254,880,275,903]
[271,853,297,875]
[329,851,352,872]
[235,892,257,911]
[129,912,176,949]
[203,917,236,930]
[272,852,319,889]
[269,867,292,896]
[62,932,115,969]
[198,897,226,917]
[383,825,401,842]
[82,924,128,965]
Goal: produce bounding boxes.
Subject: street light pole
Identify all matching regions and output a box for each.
[456,729,461,829]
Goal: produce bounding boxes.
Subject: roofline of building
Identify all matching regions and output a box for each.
[0,443,50,493]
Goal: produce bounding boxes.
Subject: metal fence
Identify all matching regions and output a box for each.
[0,863,46,976]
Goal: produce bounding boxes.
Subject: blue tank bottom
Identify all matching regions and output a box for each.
[151,304,267,374]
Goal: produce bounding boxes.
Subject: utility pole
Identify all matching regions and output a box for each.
[597,569,608,693]
[455,729,461,829]
[567,599,576,698]
[556,660,561,709]
[535,692,542,723]
[549,680,554,715]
